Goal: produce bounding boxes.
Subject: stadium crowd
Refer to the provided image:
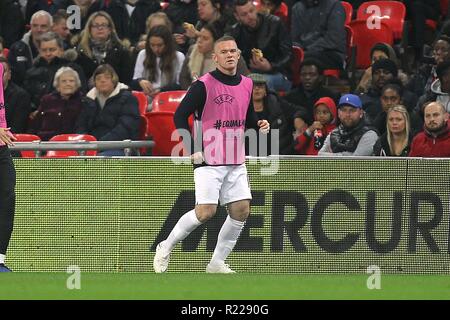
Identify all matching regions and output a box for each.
[0,0,449,157]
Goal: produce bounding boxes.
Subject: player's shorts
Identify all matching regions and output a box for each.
[194,164,252,205]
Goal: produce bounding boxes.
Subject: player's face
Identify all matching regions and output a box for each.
[213,40,240,74]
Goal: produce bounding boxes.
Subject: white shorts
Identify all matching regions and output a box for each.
[194,164,252,205]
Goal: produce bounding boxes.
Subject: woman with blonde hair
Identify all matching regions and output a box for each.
[373,105,412,156]
[75,11,133,85]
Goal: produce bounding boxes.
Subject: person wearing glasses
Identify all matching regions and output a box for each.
[75,11,133,86]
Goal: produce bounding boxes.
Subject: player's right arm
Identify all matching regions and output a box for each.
[174,81,206,155]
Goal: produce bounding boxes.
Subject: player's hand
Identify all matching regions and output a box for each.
[0,128,17,146]
[190,151,204,164]
[258,120,270,134]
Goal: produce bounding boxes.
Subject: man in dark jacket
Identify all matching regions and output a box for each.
[23,32,87,111]
[282,58,340,125]
[76,64,140,155]
[7,10,53,86]
[0,58,31,134]
[230,0,292,92]
[291,0,346,70]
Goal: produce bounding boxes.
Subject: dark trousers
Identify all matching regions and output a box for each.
[404,0,440,51]
[0,146,16,255]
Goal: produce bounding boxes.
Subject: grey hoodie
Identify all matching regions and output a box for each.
[430,79,450,113]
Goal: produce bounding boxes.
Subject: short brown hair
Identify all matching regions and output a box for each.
[93,64,119,87]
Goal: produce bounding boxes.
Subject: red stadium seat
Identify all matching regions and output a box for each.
[151,90,187,113]
[341,1,353,25]
[291,46,304,87]
[45,134,97,157]
[145,111,188,156]
[357,1,405,41]
[132,90,148,115]
[14,133,41,158]
[442,0,449,18]
[349,20,394,69]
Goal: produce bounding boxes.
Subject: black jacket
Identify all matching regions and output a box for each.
[291,0,346,63]
[372,132,411,156]
[229,13,292,75]
[4,82,31,133]
[76,86,140,141]
[75,40,133,85]
[7,32,39,86]
[0,0,25,47]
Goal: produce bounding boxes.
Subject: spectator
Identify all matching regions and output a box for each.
[125,0,162,45]
[7,10,53,85]
[23,32,87,111]
[356,42,408,94]
[291,0,346,70]
[409,101,450,157]
[131,25,185,102]
[260,0,289,28]
[52,9,71,50]
[0,57,31,134]
[294,97,337,155]
[283,58,340,126]
[28,67,85,140]
[247,73,293,155]
[75,11,133,85]
[417,52,450,115]
[373,81,422,136]
[230,0,292,92]
[86,0,130,40]
[408,36,450,99]
[373,105,412,156]
[75,64,140,155]
[134,12,174,55]
[360,58,417,123]
[403,0,440,64]
[180,23,248,89]
[318,94,378,156]
[0,0,25,48]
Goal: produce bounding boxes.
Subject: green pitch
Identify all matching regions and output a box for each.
[0,273,449,300]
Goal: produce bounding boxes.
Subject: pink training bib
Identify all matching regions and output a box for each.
[196,73,252,165]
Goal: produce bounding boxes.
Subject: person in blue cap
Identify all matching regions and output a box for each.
[318,93,378,156]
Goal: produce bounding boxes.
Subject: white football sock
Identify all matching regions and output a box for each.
[163,209,202,252]
[210,216,245,266]
[0,254,5,264]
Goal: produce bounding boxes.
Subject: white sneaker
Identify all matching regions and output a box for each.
[206,262,236,274]
[153,242,170,273]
